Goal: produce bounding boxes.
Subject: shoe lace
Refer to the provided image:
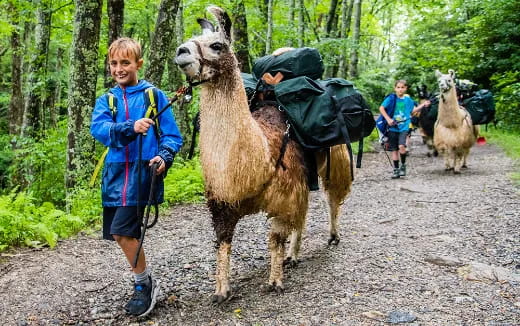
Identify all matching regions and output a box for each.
[131,283,150,303]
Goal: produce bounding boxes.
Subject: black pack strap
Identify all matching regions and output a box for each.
[356,106,367,169]
[326,148,331,182]
[334,100,354,182]
[275,122,291,170]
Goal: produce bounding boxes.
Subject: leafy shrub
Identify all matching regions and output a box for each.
[163,157,205,205]
[0,191,88,251]
[491,71,520,132]
[7,120,68,205]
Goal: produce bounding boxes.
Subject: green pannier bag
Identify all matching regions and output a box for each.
[252,47,324,81]
[274,76,375,150]
[463,89,495,125]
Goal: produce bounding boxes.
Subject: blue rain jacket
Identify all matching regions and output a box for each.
[90,80,183,207]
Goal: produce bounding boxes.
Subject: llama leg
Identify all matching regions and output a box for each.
[208,200,240,303]
[284,229,302,267]
[268,218,289,292]
[317,146,350,246]
[327,193,342,245]
[444,150,453,171]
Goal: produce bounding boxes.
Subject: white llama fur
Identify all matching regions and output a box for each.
[433,70,479,173]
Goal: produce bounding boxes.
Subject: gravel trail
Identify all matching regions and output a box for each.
[1,134,519,325]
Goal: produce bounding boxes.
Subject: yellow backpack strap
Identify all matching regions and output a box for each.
[90,93,117,187]
[144,87,161,136]
[107,92,117,117]
[90,147,109,187]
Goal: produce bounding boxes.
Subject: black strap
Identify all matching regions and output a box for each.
[334,99,354,182]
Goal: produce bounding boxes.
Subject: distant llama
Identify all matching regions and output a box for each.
[174,6,351,303]
[415,84,438,157]
[433,70,479,173]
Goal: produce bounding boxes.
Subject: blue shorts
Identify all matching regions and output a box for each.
[103,206,144,240]
[387,131,408,151]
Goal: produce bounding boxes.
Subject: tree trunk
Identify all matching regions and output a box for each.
[144,0,181,87]
[22,0,52,138]
[338,0,354,77]
[325,0,339,37]
[168,1,195,158]
[232,0,251,73]
[265,0,274,54]
[66,0,102,191]
[287,0,295,47]
[104,0,124,89]
[348,0,361,79]
[298,0,305,47]
[48,47,64,129]
[8,1,24,136]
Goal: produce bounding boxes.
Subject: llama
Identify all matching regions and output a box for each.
[433,70,478,173]
[415,85,438,157]
[174,6,351,303]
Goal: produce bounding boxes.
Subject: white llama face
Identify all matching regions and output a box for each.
[175,6,232,83]
[436,71,454,94]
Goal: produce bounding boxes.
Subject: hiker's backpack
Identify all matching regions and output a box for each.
[252,47,324,81]
[375,93,397,137]
[89,87,161,186]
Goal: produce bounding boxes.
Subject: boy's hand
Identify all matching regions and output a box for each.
[134,118,154,133]
[149,156,165,174]
[386,118,396,126]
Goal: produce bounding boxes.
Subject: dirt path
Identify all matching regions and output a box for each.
[1,134,519,325]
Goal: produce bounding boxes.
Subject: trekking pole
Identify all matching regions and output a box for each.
[133,161,160,268]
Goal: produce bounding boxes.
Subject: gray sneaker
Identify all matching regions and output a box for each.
[125,276,160,317]
[399,164,407,177]
[391,168,400,179]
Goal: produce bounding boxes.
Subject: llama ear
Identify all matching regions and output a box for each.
[435,70,442,78]
[197,18,215,35]
[448,69,455,78]
[207,6,232,42]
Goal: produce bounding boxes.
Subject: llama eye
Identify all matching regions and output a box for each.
[210,42,223,51]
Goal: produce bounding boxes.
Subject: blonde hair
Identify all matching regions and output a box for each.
[108,37,142,61]
[394,79,408,87]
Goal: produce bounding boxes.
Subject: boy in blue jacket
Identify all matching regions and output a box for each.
[379,80,429,179]
[90,37,182,317]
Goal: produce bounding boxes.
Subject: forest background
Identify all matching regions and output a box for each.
[0,0,518,252]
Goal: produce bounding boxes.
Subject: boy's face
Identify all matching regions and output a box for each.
[109,50,143,87]
[394,82,408,97]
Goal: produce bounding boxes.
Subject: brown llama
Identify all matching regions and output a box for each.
[433,70,479,173]
[174,6,351,303]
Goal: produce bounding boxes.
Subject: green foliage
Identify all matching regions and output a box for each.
[7,121,68,205]
[0,135,14,189]
[163,157,205,205]
[490,72,520,132]
[0,191,94,251]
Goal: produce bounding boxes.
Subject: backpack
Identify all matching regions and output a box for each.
[252,47,324,81]
[375,93,396,138]
[89,87,160,186]
[462,89,495,125]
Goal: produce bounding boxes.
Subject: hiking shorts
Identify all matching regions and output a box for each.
[103,206,145,241]
[387,131,408,151]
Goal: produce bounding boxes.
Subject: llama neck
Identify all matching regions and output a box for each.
[437,87,464,128]
[198,69,273,203]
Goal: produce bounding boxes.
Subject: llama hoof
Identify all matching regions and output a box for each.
[328,235,340,246]
[445,167,453,171]
[462,164,468,169]
[433,151,439,157]
[283,257,298,268]
[265,283,285,294]
[453,170,461,174]
[427,152,432,157]
[211,294,228,304]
